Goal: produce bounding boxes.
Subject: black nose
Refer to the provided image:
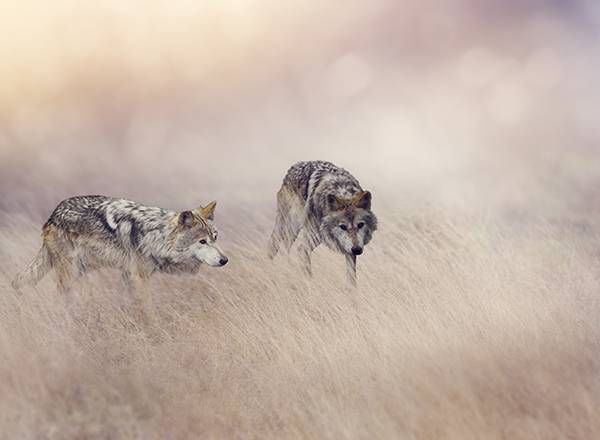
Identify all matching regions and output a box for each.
[351,246,363,256]
[219,257,228,266]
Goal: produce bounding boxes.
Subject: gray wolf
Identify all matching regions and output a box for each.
[12,195,228,292]
[268,161,377,284]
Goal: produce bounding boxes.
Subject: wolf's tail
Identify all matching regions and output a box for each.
[12,245,52,290]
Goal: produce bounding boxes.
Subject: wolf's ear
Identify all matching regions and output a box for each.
[179,211,194,227]
[327,194,346,211]
[353,191,371,209]
[200,201,217,220]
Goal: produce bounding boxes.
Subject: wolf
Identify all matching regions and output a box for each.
[268,161,377,284]
[12,195,228,292]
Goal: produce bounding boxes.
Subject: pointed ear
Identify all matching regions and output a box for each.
[353,191,371,209]
[179,210,194,227]
[327,194,347,211]
[200,201,217,220]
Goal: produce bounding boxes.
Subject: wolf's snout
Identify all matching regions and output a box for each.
[219,257,229,266]
[351,246,363,256]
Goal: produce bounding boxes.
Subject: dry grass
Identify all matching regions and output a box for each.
[1,2,600,437]
[2,211,600,439]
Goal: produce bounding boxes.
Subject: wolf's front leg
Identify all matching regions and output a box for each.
[345,254,357,287]
[123,261,149,290]
[128,271,148,290]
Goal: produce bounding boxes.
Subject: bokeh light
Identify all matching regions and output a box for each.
[0,0,598,219]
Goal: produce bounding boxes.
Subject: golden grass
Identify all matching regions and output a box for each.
[0,0,598,437]
[2,213,600,439]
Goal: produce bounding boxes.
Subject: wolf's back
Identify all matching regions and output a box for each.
[43,195,127,245]
[282,161,359,202]
[46,195,112,229]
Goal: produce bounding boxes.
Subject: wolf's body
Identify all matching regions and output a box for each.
[268,161,377,284]
[13,195,228,292]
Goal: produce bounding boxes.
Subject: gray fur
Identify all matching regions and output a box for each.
[268,161,378,285]
[13,195,228,292]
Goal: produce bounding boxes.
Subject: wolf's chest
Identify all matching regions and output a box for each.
[150,255,201,274]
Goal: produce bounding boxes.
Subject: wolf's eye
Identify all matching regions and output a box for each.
[357,222,365,229]
[199,239,207,244]
[339,224,348,231]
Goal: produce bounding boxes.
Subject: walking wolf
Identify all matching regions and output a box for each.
[268,161,377,284]
[13,196,228,292]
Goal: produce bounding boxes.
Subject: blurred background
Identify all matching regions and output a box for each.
[3,5,600,438]
[1,0,599,223]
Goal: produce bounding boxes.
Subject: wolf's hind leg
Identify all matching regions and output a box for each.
[12,244,53,291]
[268,187,301,259]
[53,259,74,294]
[12,224,61,291]
[267,216,284,259]
[42,225,77,293]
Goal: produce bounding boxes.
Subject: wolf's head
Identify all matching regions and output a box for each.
[172,201,228,267]
[321,191,378,256]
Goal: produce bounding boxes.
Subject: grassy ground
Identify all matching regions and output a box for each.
[2,210,600,439]
[1,2,599,437]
